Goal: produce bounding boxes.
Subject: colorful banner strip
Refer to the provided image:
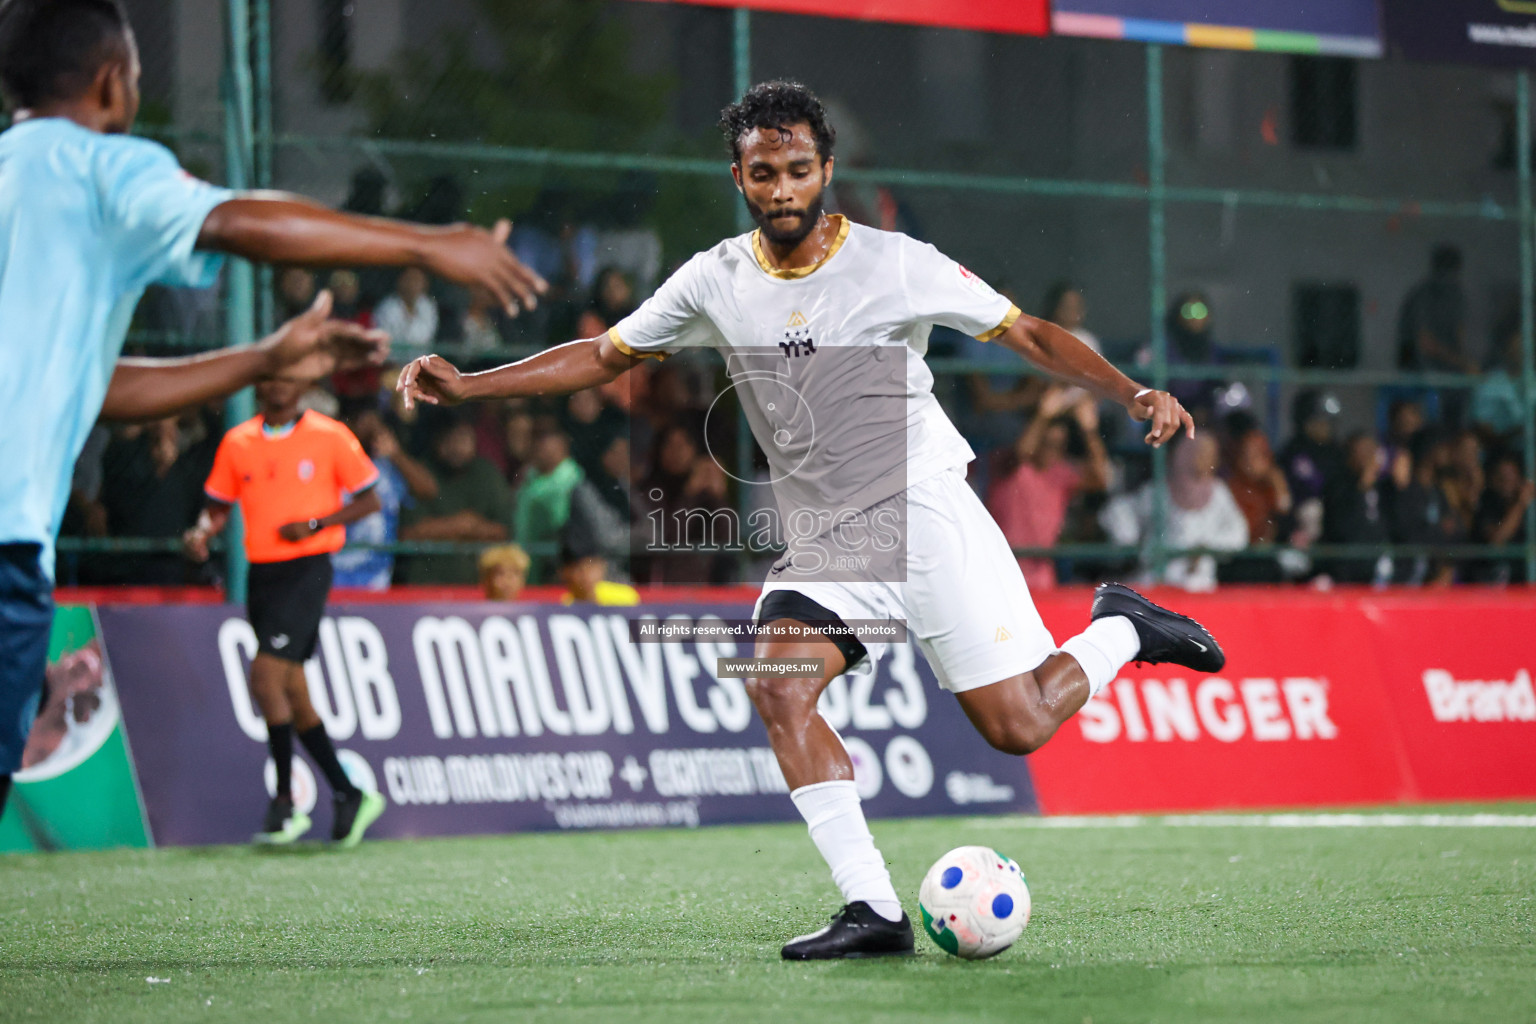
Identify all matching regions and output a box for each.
[1053,11,1382,57]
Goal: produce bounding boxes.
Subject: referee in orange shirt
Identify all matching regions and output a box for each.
[185,375,386,845]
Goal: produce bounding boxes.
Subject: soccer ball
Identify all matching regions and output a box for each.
[918,845,1031,959]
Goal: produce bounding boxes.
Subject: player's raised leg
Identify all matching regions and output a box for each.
[957,583,1225,756]
[746,599,915,961]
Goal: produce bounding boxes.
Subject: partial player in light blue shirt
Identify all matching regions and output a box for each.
[0,0,542,798]
[0,117,232,575]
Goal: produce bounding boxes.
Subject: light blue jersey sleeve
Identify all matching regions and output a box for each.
[93,135,233,292]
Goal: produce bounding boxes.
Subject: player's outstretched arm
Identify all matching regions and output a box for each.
[100,292,388,422]
[396,333,642,411]
[196,196,547,315]
[995,315,1194,448]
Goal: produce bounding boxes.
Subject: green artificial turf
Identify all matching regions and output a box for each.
[3,808,1533,1023]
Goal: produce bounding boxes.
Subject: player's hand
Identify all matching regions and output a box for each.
[396,354,470,411]
[182,527,211,563]
[277,521,314,542]
[262,291,391,381]
[422,219,548,317]
[1127,388,1195,448]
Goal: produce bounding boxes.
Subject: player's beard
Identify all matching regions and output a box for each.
[746,185,826,246]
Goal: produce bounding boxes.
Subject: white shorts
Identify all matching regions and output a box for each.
[752,466,1059,693]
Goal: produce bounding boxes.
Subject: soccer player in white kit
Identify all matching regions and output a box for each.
[398,81,1226,960]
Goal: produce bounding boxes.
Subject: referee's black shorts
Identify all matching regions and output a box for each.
[247,553,333,663]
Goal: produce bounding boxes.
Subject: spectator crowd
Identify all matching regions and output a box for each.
[61,174,1535,594]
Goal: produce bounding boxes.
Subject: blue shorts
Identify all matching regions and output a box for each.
[0,543,52,774]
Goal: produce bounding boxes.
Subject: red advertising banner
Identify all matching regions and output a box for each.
[1026,589,1536,815]
[633,0,1048,36]
[1360,593,1536,802]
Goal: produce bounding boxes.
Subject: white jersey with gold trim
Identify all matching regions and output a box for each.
[611,214,1020,517]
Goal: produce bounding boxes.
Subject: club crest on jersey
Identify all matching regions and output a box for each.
[781,310,817,358]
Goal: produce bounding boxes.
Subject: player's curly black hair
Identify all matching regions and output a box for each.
[0,0,130,111]
[718,80,836,166]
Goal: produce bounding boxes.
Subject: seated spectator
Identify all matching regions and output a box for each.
[1386,432,1458,586]
[1279,390,1345,550]
[472,399,531,480]
[461,291,503,354]
[327,270,370,325]
[574,267,637,340]
[1442,429,1486,537]
[1226,425,1292,544]
[635,423,733,584]
[589,434,635,526]
[383,371,429,458]
[562,387,629,481]
[1321,433,1393,585]
[328,270,384,402]
[1042,281,1101,354]
[502,404,536,484]
[986,386,1108,592]
[558,526,640,607]
[1471,453,1533,583]
[515,430,586,585]
[1471,326,1525,452]
[98,413,217,584]
[479,544,530,601]
[1217,424,1295,583]
[1100,433,1248,591]
[332,410,439,591]
[398,416,513,584]
[374,267,439,355]
[1381,398,1426,470]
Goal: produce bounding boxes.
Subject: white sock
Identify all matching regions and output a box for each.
[790,780,903,922]
[1059,615,1140,699]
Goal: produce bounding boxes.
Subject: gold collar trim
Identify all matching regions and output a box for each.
[751,214,850,280]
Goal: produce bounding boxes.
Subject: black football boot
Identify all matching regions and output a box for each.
[781,902,916,960]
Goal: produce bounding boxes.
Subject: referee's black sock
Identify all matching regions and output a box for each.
[298,725,360,798]
[268,723,294,800]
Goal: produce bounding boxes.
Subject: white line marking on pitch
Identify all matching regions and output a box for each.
[972,813,1536,829]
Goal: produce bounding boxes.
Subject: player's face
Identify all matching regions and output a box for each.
[733,123,833,246]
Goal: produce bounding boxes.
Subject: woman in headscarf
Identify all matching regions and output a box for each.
[1099,432,1249,590]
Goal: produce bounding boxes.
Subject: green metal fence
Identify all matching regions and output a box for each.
[61,3,1536,593]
